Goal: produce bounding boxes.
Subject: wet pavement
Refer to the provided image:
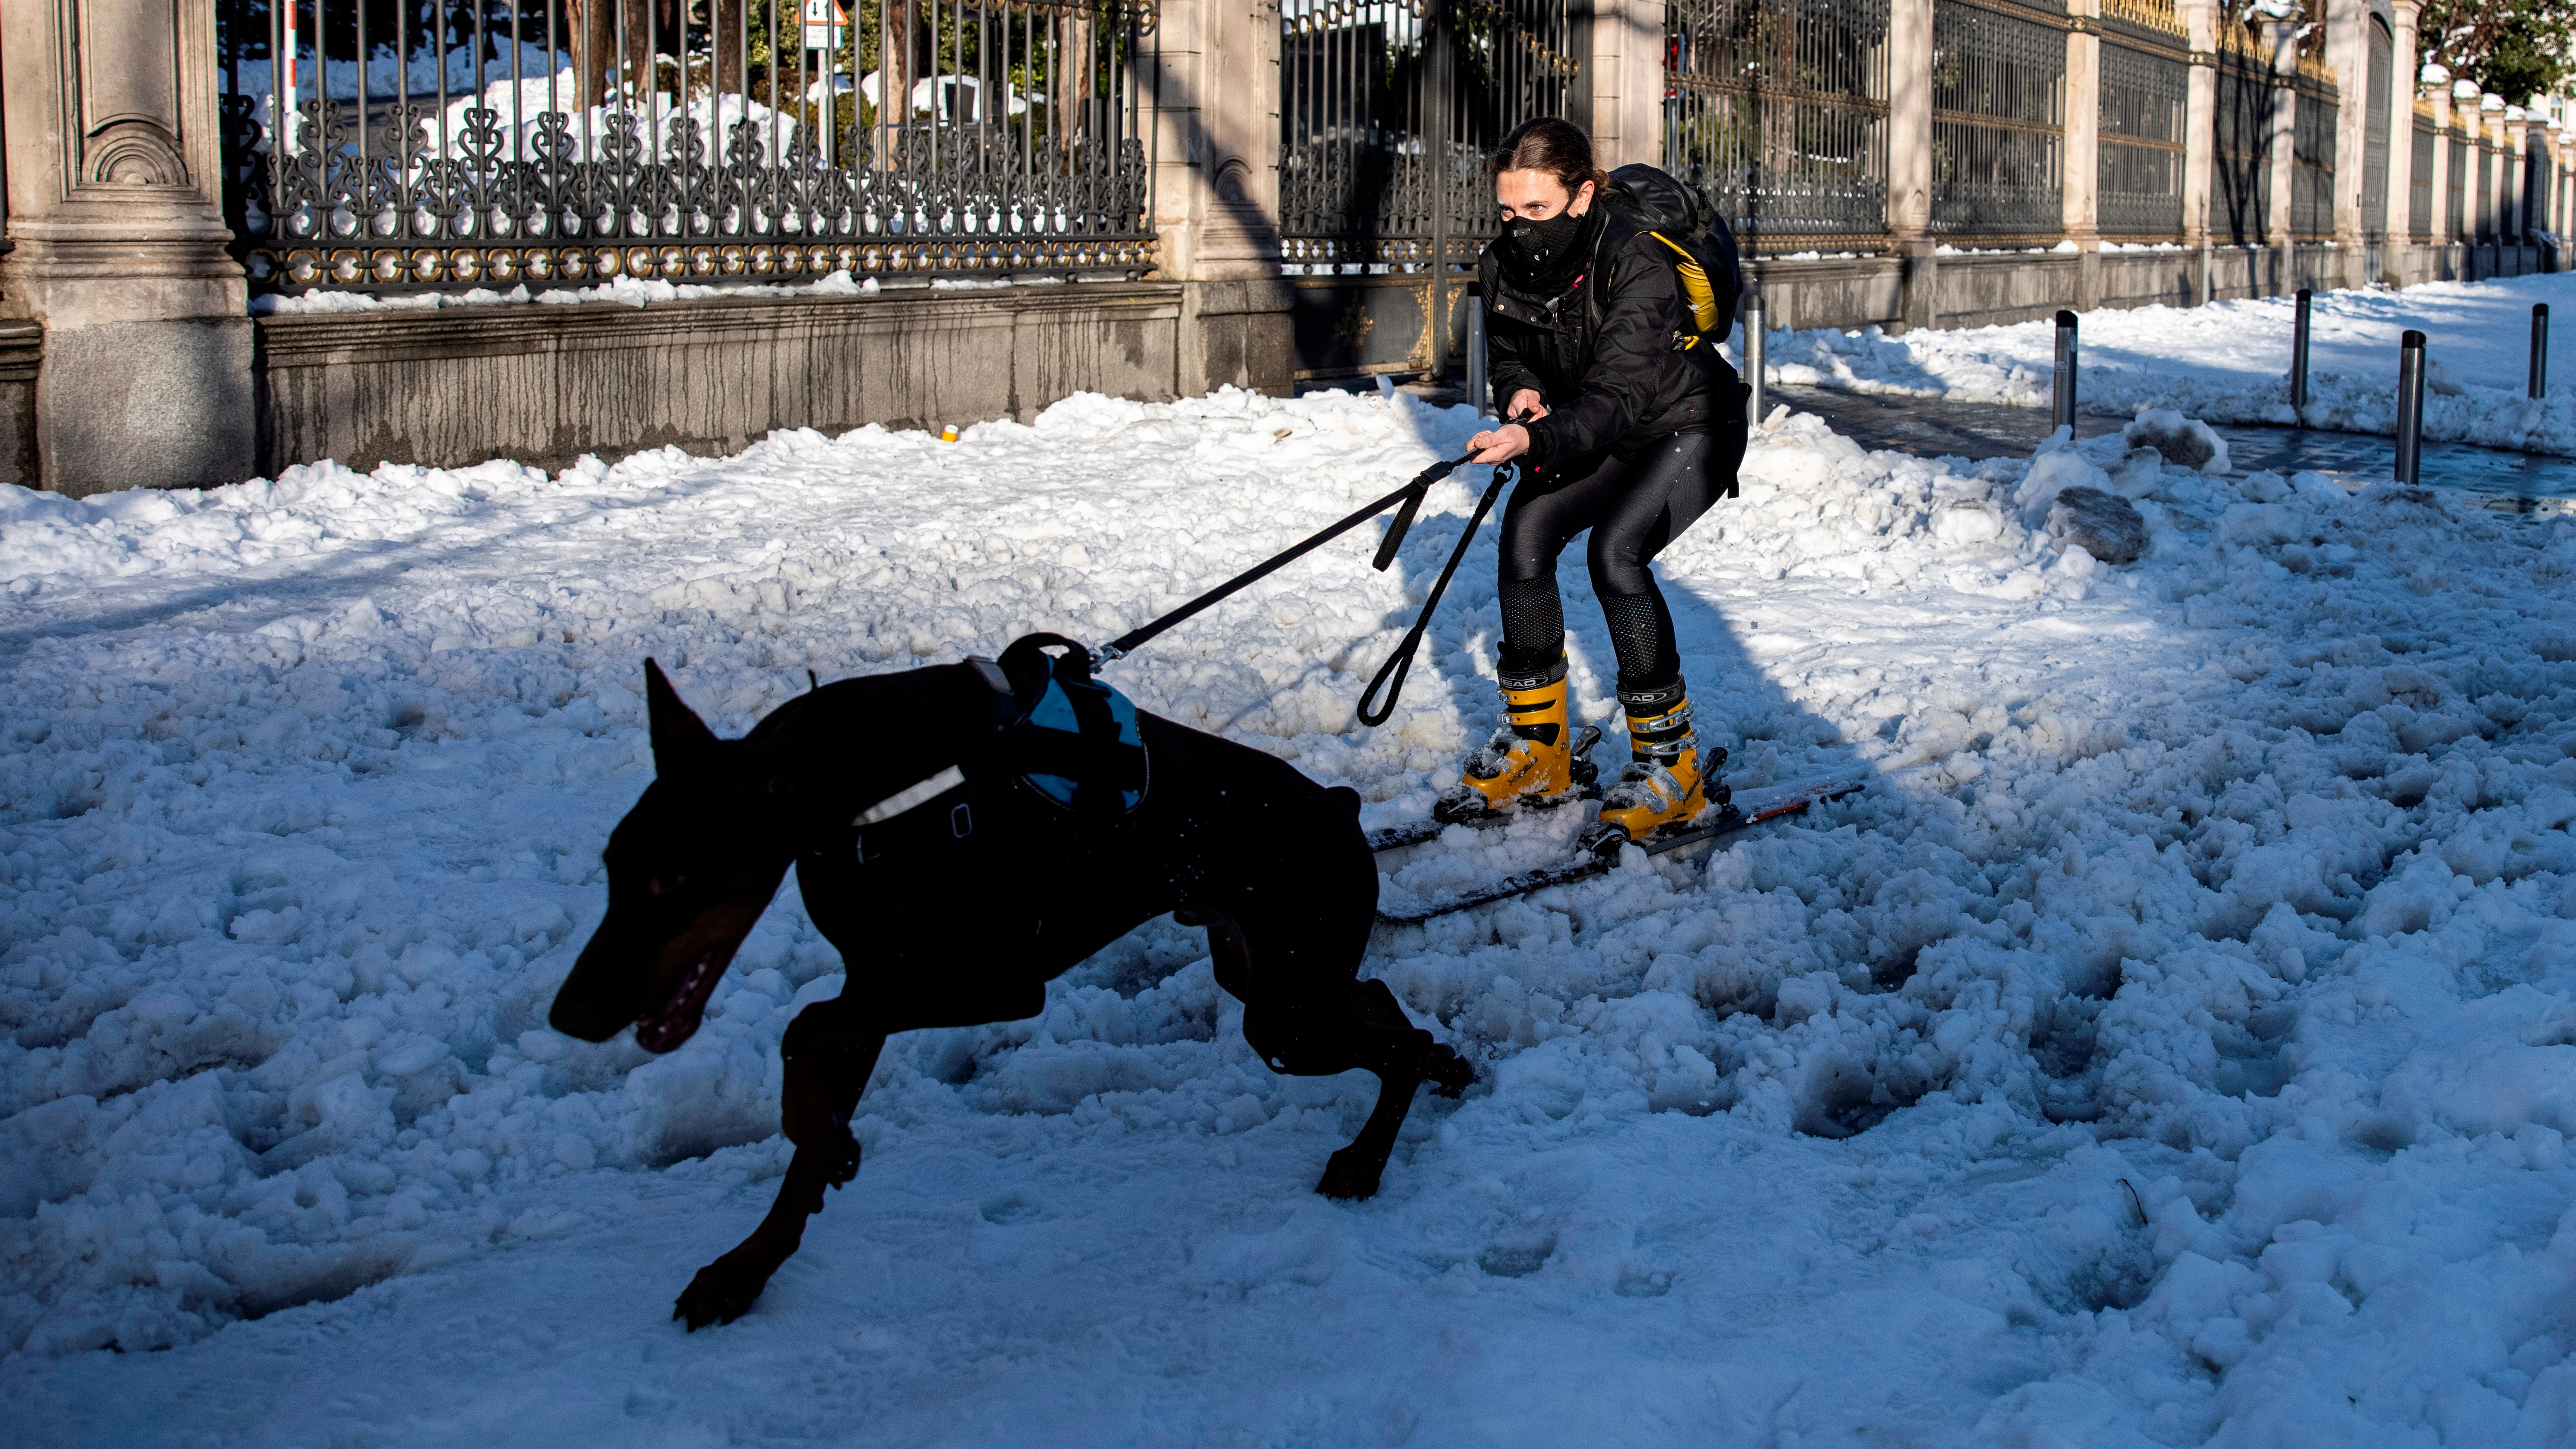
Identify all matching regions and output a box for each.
[1770,383,2576,516]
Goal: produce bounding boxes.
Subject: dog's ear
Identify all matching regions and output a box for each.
[644,658,719,774]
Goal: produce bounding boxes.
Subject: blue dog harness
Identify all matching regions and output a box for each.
[1013,643,1148,814]
[848,635,1149,857]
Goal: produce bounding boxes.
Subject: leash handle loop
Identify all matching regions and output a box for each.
[1355,462,1514,729]
[1093,454,1469,665]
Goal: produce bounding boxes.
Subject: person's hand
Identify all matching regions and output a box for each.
[1505,389,1548,422]
[1466,423,1531,464]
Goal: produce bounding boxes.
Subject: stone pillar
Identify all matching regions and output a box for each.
[2180,0,2219,301]
[2264,21,2299,253]
[1888,0,1937,330]
[2063,0,2103,308]
[1,0,254,496]
[2323,0,2368,281]
[2427,85,2452,250]
[2474,92,2498,244]
[1588,0,1666,171]
[2381,0,2420,283]
[1151,0,1294,397]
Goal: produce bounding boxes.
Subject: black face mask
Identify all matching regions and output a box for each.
[1496,202,1598,288]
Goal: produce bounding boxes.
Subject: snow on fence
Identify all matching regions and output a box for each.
[213,0,1158,296]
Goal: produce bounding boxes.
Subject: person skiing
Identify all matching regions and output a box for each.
[1445,116,1749,851]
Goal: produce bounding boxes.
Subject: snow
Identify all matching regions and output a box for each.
[1745,272,2576,457]
[7,386,2576,1444]
[252,272,881,316]
[226,43,564,105]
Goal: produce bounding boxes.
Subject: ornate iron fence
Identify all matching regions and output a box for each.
[2096,9,2187,240]
[2475,134,2495,240]
[216,0,1157,295]
[1663,0,1891,253]
[2525,145,2546,244]
[1929,0,2068,241]
[2409,108,2434,239]
[1278,0,1577,270]
[2291,69,2338,240]
[2448,128,2467,239]
[2210,24,2272,244]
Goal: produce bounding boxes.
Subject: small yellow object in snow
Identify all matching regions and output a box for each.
[939,425,960,442]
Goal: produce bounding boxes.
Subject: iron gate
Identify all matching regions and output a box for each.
[1279,0,1577,381]
[2360,15,2391,243]
[2290,61,2339,240]
[1929,0,2069,241]
[2097,2,2188,240]
[2409,107,2434,240]
[216,0,1158,296]
[1662,0,1892,253]
[2212,22,2273,244]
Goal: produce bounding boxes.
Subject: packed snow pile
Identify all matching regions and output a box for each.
[7,390,2576,1444]
[1745,271,2576,458]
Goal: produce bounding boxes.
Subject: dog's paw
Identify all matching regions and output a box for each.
[1316,1145,1386,1202]
[1421,1042,1476,1099]
[672,1251,775,1331]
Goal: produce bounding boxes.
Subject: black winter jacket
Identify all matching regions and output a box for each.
[1479,213,1743,467]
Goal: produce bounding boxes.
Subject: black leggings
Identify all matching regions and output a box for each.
[1496,427,1745,693]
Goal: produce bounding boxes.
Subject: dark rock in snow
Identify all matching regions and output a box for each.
[2122,409,2228,474]
[2048,486,2146,564]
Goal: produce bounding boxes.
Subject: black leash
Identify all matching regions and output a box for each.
[1355,461,1515,727]
[1088,420,1532,728]
[1090,452,1473,665]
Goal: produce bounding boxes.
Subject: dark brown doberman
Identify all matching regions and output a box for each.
[549,648,1473,1329]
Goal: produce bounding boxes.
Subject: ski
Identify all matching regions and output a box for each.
[1364,789,1595,853]
[1363,726,1603,853]
[1373,774,1866,925]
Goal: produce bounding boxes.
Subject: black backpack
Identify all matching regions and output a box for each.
[1596,163,1746,348]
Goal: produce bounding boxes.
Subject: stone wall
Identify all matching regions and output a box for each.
[253,283,1187,477]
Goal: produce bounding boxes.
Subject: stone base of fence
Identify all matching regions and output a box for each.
[2390,242,2551,288]
[0,324,38,489]
[248,282,1206,479]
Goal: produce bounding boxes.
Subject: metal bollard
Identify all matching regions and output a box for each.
[1743,288,1767,427]
[2533,303,2550,400]
[2052,310,2079,431]
[1465,287,1489,415]
[2290,288,2312,420]
[2396,329,2427,486]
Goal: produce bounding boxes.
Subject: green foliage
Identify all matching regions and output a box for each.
[2416,0,2574,101]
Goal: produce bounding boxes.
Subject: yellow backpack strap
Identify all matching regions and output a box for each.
[1647,231,1721,336]
[1646,231,1695,262]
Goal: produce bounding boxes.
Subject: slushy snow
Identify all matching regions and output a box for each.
[6,381,2576,1446]
[1752,271,2576,458]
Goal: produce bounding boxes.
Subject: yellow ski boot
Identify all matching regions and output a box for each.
[1580,681,1730,854]
[1434,660,1601,825]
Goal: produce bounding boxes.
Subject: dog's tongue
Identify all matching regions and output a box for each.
[635,953,720,1052]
